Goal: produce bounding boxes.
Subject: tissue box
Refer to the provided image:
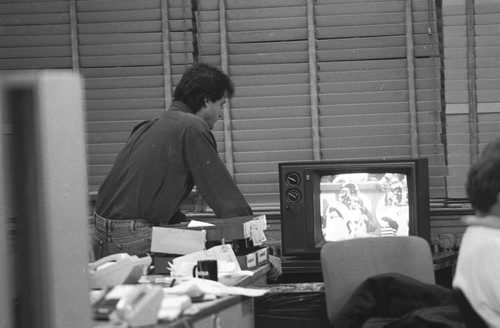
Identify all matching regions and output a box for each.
[236,246,269,270]
[256,247,269,266]
[236,252,257,270]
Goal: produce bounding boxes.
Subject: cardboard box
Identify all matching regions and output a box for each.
[173,215,264,242]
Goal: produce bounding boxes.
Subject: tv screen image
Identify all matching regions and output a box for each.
[279,158,430,257]
[319,172,409,242]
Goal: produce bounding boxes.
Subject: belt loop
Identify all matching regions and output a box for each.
[130,221,135,232]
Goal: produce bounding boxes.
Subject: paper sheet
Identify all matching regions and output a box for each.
[163,278,269,298]
[150,227,206,255]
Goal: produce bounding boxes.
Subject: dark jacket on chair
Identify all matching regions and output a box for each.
[333,273,466,328]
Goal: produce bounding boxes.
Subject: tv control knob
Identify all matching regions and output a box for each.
[285,172,301,186]
[287,188,301,202]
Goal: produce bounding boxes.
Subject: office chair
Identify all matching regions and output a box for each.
[320,236,435,325]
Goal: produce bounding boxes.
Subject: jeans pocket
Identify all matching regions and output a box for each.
[91,228,105,260]
[108,227,152,257]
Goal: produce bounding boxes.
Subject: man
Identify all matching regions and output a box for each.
[92,63,253,260]
[453,137,500,327]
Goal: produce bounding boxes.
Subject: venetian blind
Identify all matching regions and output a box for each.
[198,0,313,209]
[475,1,500,151]
[315,0,447,199]
[0,0,448,212]
[442,0,469,198]
[443,0,500,198]
[196,0,446,211]
[0,1,73,70]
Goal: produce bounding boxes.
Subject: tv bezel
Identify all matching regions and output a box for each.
[279,158,430,258]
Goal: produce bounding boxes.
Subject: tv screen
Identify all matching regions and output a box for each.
[319,172,409,242]
[279,158,430,257]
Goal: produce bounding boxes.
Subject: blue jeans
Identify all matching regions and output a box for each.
[91,213,153,260]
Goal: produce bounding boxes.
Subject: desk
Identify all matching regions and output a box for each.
[93,264,270,328]
[95,295,254,328]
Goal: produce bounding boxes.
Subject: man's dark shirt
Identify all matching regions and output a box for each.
[95,101,252,224]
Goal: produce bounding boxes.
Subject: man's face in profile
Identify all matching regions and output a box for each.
[198,96,227,130]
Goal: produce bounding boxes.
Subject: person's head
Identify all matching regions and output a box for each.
[381,217,399,231]
[339,183,358,205]
[174,63,235,129]
[466,138,500,215]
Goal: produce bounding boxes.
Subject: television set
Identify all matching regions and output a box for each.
[279,158,430,258]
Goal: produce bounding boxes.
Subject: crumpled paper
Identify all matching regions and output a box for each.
[163,277,269,298]
[168,244,256,285]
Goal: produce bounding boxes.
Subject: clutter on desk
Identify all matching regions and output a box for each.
[168,244,255,285]
[151,215,270,275]
[90,215,271,325]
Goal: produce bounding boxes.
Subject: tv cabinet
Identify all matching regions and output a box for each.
[280,251,458,288]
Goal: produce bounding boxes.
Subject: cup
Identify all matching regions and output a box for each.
[192,260,218,281]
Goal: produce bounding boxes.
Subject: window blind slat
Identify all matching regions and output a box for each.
[86,98,165,111]
[228,52,309,65]
[78,33,162,45]
[0,46,72,59]
[232,128,311,142]
[231,117,311,130]
[0,58,72,70]
[233,150,313,164]
[0,35,70,47]
[235,84,309,97]
[231,105,310,120]
[231,73,309,86]
[85,76,164,89]
[79,43,164,56]
[78,22,162,34]
[231,94,310,108]
[0,13,69,25]
[227,29,308,43]
[224,6,306,20]
[232,139,312,153]
[76,0,160,12]
[0,1,68,14]
[85,87,164,100]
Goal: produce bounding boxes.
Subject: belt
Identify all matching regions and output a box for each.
[94,212,152,232]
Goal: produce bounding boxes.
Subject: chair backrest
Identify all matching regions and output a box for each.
[320,236,435,324]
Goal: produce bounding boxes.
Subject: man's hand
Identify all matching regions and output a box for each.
[267,255,282,282]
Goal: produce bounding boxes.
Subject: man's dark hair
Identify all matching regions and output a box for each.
[173,63,234,113]
[466,138,500,213]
